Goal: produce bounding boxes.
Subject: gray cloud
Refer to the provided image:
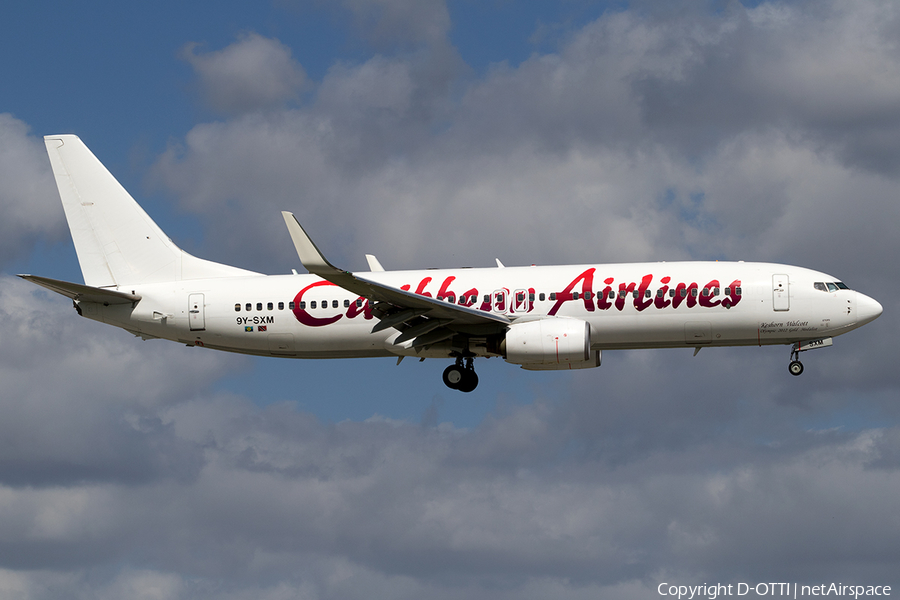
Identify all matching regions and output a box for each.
[0,279,898,597]
[183,33,308,115]
[336,0,451,48]
[0,114,64,265]
[4,0,900,597]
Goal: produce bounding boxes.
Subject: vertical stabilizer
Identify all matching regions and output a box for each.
[44,135,257,286]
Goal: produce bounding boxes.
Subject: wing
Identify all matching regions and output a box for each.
[281,212,509,347]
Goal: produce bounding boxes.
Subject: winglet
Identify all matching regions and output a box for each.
[366,254,385,272]
[281,212,344,276]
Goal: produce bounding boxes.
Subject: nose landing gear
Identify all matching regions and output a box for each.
[442,356,479,392]
[787,337,833,376]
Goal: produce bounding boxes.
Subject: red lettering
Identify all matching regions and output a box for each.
[724,279,742,308]
[615,281,636,311]
[549,268,596,316]
[699,279,721,308]
[459,288,478,307]
[415,277,433,296]
[436,276,456,303]
[346,296,373,320]
[598,277,614,310]
[292,281,343,327]
[634,274,654,311]
[671,282,699,308]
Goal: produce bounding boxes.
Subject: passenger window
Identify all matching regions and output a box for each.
[529,293,535,302]
[356,298,363,307]
[344,299,350,308]
[656,289,664,298]
[714,287,719,296]
[539,293,546,301]
[691,289,698,297]
[632,291,639,299]
[289,302,296,310]
[702,288,709,296]
[298,301,304,309]
[550,293,556,300]
[484,294,490,303]
[572,292,579,300]
[234,304,241,312]
[669,290,675,298]
[256,302,263,311]
[245,303,251,311]
[735,287,742,296]
[725,287,731,295]
[267,302,273,310]
[278,302,284,310]
[645,290,651,298]
[680,289,687,297]
[826,283,838,292]
[311,301,317,309]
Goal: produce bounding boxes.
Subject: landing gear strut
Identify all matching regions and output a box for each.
[443,356,478,392]
[788,348,804,376]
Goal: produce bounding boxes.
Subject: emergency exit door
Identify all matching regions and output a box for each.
[189,293,206,330]
[772,275,790,311]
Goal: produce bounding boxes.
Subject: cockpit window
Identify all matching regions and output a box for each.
[815,281,851,292]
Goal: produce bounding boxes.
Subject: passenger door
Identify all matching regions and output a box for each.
[189,293,206,330]
[773,274,790,311]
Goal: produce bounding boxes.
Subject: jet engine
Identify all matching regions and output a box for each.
[503,318,599,369]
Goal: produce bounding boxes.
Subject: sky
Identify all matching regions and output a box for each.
[1,0,899,598]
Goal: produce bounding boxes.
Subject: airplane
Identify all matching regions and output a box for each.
[19,135,883,392]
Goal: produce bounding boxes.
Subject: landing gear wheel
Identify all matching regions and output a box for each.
[443,357,479,392]
[788,360,804,376]
[458,369,479,393]
[442,364,464,389]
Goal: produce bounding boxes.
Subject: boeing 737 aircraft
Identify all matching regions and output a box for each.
[20,136,883,392]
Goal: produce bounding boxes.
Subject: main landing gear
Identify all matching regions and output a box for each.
[788,347,804,376]
[443,356,479,392]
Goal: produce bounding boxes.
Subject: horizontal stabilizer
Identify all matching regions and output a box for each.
[18,274,141,304]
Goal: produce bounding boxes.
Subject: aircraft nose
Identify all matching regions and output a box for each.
[856,292,883,326]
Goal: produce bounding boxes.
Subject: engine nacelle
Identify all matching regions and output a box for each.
[504,318,593,366]
[519,350,601,370]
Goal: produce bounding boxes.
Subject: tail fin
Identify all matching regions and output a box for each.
[44,135,257,287]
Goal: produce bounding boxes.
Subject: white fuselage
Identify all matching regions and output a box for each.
[80,261,880,360]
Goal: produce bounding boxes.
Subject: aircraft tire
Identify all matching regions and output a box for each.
[458,369,479,393]
[443,364,464,389]
[788,360,804,376]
